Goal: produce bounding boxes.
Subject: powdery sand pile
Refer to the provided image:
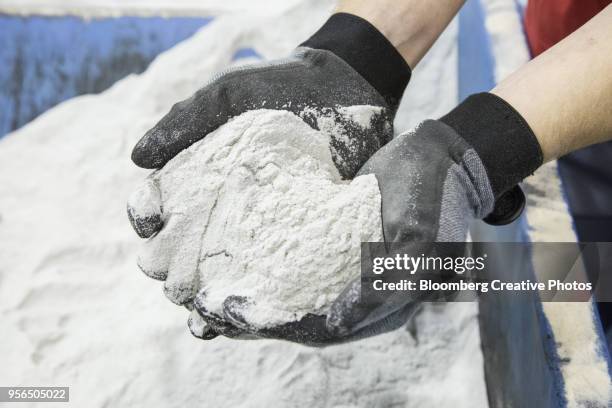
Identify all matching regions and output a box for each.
[0,1,488,407]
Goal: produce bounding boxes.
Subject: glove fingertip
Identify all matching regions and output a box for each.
[163,281,196,306]
[193,291,209,315]
[188,311,218,340]
[127,207,163,239]
[222,295,253,330]
[131,131,167,169]
[127,179,164,238]
[193,292,247,338]
[136,258,168,281]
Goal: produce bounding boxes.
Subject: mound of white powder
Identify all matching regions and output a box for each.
[133,109,383,328]
[9,2,585,406]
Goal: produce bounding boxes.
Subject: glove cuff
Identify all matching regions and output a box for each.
[440,92,543,198]
[301,13,411,108]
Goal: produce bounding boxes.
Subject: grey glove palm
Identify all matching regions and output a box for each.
[326,120,496,336]
[327,93,543,338]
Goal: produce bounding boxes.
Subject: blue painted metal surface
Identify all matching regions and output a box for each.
[457,0,496,100]
[0,15,212,138]
[231,47,262,61]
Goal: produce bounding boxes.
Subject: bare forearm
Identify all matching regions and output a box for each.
[335,0,465,68]
[492,5,612,162]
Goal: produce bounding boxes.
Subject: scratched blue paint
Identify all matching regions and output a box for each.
[0,15,212,137]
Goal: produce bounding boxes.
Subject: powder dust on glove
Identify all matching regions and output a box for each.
[129,109,383,328]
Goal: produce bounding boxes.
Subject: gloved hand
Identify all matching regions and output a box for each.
[128,13,412,340]
[190,93,543,345]
[326,92,543,337]
[191,289,420,345]
[130,13,411,179]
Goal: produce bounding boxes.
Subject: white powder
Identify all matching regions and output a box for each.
[5,1,584,406]
[337,105,385,129]
[0,5,490,407]
[134,109,383,327]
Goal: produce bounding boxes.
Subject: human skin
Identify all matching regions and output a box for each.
[492,4,612,162]
[335,0,466,68]
[340,0,612,161]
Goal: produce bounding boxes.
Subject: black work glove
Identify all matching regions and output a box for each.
[130,13,411,179]
[326,92,543,338]
[127,13,412,341]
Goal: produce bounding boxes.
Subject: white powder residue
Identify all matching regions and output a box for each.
[140,109,383,327]
[337,105,384,129]
[130,178,163,218]
[542,303,612,406]
[522,162,612,404]
[299,104,388,172]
